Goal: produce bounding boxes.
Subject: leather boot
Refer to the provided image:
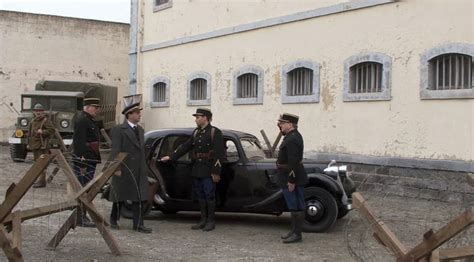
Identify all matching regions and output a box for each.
[283,211,303,244]
[191,200,207,230]
[33,173,46,188]
[202,200,215,231]
[281,212,296,239]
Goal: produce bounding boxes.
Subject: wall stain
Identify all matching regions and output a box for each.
[321,82,335,111]
[273,70,280,95]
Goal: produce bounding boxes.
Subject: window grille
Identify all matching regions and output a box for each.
[429,53,473,90]
[286,67,313,96]
[237,73,258,98]
[153,82,166,102]
[349,62,383,93]
[190,78,207,100]
[155,0,169,5]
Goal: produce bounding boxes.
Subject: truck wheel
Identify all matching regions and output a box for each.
[120,200,152,219]
[302,187,338,233]
[10,144,27,162]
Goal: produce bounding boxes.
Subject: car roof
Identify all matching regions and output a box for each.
[144,128,257,141]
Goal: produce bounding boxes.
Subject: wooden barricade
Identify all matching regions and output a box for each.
[353,192,474,262]
[0,150,127,261]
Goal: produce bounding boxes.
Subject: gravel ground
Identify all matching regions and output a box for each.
[0,146,472,262]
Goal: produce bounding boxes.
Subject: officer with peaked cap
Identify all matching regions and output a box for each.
[28,103,55,188]
[161,108,225,231]
[72,97,101,227]
[276,113,308,244]
[107,102,152,233]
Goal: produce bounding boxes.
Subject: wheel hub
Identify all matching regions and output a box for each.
[306,200,324,221]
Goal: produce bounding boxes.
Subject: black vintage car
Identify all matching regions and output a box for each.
[120,128,356,233]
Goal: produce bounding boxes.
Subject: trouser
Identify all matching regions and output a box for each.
[282,186,305,211]
[72,158,98,186]
[110,202,122,223]
[192,177,215,201]
[131,201,147,229]
[33,149,48,184]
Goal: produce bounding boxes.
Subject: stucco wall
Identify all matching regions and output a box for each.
[135,0,473,167]
[0,11,129,142]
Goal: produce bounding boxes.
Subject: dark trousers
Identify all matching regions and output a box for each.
[110,202,122,222]
[33,149,48,182]
[72,158,97,186]
[131,201,147,228]
[192,177,215,201]
[282,186,305,211]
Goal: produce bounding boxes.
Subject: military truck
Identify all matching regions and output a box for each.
[9,80,118,162]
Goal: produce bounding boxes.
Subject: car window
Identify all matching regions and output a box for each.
[225,139,239,162]
[159,135,191,161]
[241,138,267,160]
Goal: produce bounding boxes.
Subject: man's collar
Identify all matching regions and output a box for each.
[127,120,137,128]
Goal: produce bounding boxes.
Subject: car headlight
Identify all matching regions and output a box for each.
[20,119,28,126]
[15,129,24,138]
[60,120,69,128]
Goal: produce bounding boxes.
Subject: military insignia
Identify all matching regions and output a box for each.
[214,159,221,167]
[289,170,295,178]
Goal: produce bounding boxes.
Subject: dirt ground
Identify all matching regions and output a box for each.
[0,146,472,262]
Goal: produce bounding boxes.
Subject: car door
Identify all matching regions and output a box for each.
[154,134,194,201]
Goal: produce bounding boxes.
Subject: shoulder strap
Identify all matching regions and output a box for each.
[211,127,215,142]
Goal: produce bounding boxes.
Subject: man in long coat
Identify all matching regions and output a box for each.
[108,102,151,233]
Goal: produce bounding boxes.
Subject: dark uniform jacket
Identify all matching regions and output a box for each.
[28,115,55,150]
[170,124,225,178]
[108,122,148,202]
[72,111,101,162]
[276,129,308,187]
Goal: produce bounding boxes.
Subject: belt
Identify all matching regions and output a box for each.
[194,152,212,159]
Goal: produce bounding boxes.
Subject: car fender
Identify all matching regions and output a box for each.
[307,173,343,195]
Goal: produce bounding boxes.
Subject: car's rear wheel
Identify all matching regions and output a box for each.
[120,200,152,219]
[10,144,27,162]
[302,187,338,233]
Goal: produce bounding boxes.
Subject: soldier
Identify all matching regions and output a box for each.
[161,108,225,231]
[276,113,308,244]
[28,103,55,188]
[72,97,101,227]
[108,102,151,233]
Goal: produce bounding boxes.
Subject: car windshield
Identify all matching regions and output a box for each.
[22,96,77,112]
[240,138,267,161]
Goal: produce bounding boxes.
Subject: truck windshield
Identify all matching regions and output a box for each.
[240,138,267,160]
[22,96,77,112]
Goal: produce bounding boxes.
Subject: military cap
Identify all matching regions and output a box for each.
[122,102,142,115]
[84,98,100,107]
[278,113,299,124]
[192,108,212,118]
[33,103,44,111]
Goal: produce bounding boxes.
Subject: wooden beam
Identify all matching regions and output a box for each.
[50,149,82,193]
[437,245,474,261]
[2,200,77,224]
[45,210,77,250]
[0,225,23,262]
[352,192,408,257]
[0,154,55,223]
[260,130,274,157]
[85,203,122,256]
[398,207,474,262]
[78,199,108,226]
[271,132,283,155]
[429,249,440,262]
[10,212,21,252]
[467,173,474,187]
[100,128,112,147]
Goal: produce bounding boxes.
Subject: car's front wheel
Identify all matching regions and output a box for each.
[302,187,338,233]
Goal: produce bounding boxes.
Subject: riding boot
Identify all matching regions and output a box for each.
[281,212,296,239]
[78,207,96,228]
[132,201,152,233]
[202,200,215,231]
[283,211,303,244]
[191,200,207,230]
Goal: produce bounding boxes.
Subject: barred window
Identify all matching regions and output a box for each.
[190,78,207,101]
[286,67,313,96]
[237,73,258,98]
[429,53,473,90]
[155,0,169,4]
[154,0,172,12]
[152,82,166,102]
[349,62,383,93]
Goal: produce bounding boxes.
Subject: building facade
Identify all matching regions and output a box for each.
[0,11,129,142]
[130,0,473,172]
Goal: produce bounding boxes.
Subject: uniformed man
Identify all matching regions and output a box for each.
[72,97,101,227]
[108,102,151,233]
[276,113,308,244]
[28,103,55,188]
[161,108,225,231]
